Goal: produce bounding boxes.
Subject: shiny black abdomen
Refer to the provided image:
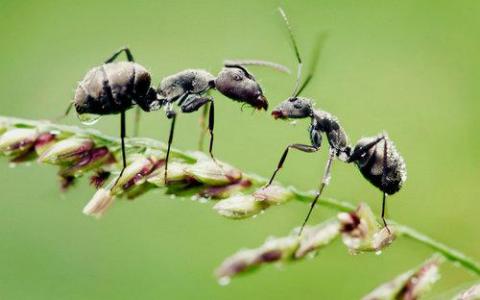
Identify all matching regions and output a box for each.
[74,61,151,115]
[357,149,404,195]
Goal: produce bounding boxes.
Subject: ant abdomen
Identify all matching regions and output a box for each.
[74,61,152,115]
[353,136,407,195]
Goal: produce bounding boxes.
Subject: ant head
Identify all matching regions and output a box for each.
[271,97,313,119]
[214,66,268,111]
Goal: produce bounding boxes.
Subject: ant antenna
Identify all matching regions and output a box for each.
[278,7,303,97]
[224,59,291,74]
[295,32,328,97]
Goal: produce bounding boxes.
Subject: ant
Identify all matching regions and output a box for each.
[69,47,159,190]
[155,59,290,182]
[266,8,406,234]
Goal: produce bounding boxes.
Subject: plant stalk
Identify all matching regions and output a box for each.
[1,115,479,276]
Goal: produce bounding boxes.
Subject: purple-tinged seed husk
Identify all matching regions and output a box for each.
[200,179,252,199]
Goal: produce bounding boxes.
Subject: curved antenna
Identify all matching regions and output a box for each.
[295,32,328,97]
[278,7,303,97]
[224,59,291,74]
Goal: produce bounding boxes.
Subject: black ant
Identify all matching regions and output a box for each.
[155,59,289,182]
[266,8,406,234]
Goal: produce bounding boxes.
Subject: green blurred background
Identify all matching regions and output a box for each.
[0,0,479,299]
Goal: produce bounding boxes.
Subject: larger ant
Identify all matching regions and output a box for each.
[265,8,407,234]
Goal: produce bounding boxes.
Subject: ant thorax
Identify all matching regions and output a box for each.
[311,109,349,151]
[158,69,215,101]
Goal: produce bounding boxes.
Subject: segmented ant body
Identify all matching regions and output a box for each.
[156,61,287,181]
[267,8,406,234]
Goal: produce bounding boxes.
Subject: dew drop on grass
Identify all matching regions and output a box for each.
[78,113,101,125]
[375,250,382,256]
[218,276,231,286]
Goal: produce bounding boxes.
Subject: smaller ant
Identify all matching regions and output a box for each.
[266,8,407,234]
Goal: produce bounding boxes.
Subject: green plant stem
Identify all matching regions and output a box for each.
[1,115,479,276]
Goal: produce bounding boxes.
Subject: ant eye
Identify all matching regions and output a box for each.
[293,102,303,109]
[233,74,242,81]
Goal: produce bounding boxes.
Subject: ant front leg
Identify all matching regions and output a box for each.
[197,91,212,151]
[266,143,319,187]
[299,147,335,235]
[180,94,216,161]
[198,104,208,150]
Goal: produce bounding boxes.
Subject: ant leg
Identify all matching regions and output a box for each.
[105,47,135,63]
[164,109,177,184]
[381,192,390,232]
[179,95,216,161]
[381,136,391,233]
[112,110,128,189]
[198,104,208,151]
[299,148,335,235]
[133,106,141,136]
[346,135,385,163]
[266,144,319,187]
[55,102,74,121]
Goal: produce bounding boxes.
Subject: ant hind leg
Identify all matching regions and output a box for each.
[111,111,128,190]
[54,102,74,122]
[105,47,135,63]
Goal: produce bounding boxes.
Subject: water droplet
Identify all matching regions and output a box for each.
[218,276,230,286]
[375,250,382,256]
[289,120,297,126]
[78,113,101,125]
